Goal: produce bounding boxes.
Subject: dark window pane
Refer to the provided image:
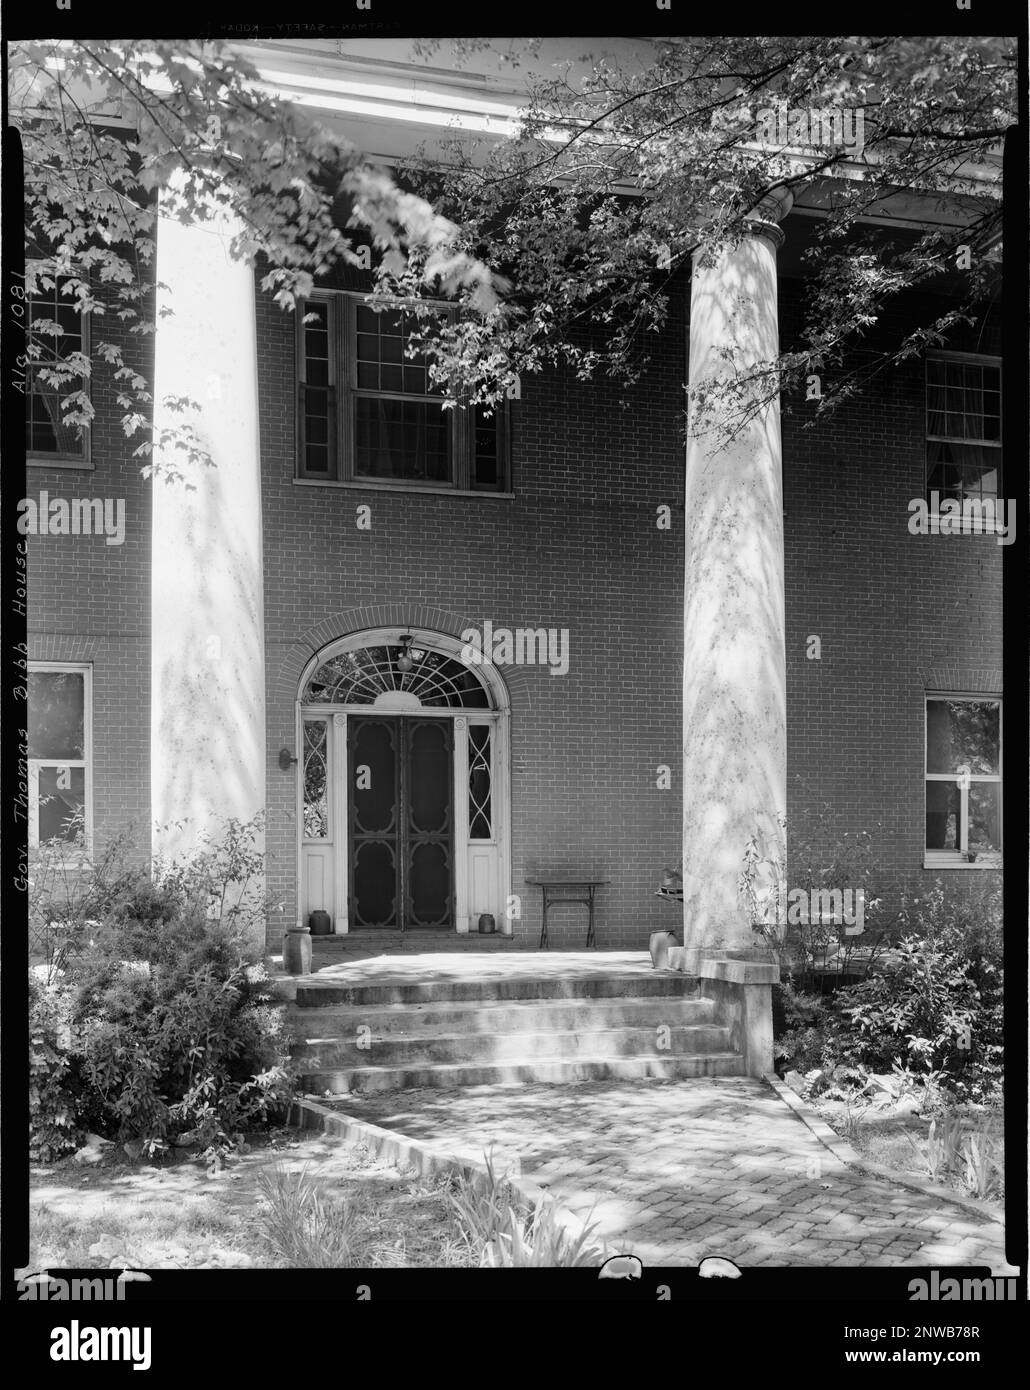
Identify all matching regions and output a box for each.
[26,286,87,455]
[28,671,85,760]
[37,765,85,843]
[926,441,999,501]
[381,332,403,364]
[926,699,1000,775]
[354,398,451,481]
[927,359,1002,447]
[299,329,334,475]
[305,414,328,446]
[473,404,501,488]
[303,722,328,838]
[925,780,961,851]
[968,784,1001,855]
[353,305,438,397]
[302,644,490,708]
[468,725,492,837]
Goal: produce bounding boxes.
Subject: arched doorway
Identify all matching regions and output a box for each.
[296,628,510,933]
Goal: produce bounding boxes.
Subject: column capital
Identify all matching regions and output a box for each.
[745,185,794,250]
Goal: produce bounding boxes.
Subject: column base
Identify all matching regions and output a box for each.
[670,946,781,974]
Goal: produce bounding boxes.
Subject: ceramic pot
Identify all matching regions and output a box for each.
[308,909,332,936]
[649,930,678,969]
[283,926,312,975]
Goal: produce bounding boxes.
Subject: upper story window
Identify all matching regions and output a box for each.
[925,354,1001,504]
[297,293,508,492]
[25,279,90,464]
[925,695,1001,866]
[27,663,92,851]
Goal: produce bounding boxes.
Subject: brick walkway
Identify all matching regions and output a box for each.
[330,1076,1014,1270]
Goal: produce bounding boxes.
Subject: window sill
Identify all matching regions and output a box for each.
[27,853,94,873]
[27,456,94,470]
[923,856,1003,870]
[919,514,1011,538]
[294,478,513,500]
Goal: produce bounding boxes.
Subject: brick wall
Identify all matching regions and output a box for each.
[24,294,152,861]
[781,282,1004,914]
[25,242,1002,950]
[258,270,689,949]
[258,266,1003,950]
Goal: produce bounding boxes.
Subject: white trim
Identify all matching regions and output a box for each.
[332,713,348,933]
[293,478,514,499]
[923,694,1002,860]
[919,515,1008,537]
[923,857,1003,871]
[293,697,304,930]
[27,457,96,471]
[454,715,470,932]
[296,626,511,932]
[298,626,510,713]
[27,661,92,853]
[925,349,1003,368]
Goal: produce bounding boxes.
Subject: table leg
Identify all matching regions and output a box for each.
[586,886,596,948]
[538,888,549,950]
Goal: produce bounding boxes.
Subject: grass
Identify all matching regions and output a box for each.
[29,1132,606,1270]
[446,1146,609,1267]
[27,1127,475,1270]
[814,1099,1005,1201]
[255,1160,472,1268]
[30,1196,251,1268]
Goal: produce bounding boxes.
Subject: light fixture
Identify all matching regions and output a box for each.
[396,634,415,673]
[278,747,298,771]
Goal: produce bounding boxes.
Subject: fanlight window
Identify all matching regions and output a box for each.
[303,644,491,708]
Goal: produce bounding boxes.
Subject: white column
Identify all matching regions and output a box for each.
[681,191,791,966]
[150,188,265,916]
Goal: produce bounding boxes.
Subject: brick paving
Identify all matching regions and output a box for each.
[329,1076,1014,1270]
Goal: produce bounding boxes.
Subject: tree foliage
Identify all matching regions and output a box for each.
[11,36,1014,466]
[11,39,502,480]
[396,36,1012,433]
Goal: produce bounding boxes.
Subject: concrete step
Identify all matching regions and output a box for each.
[311,932,526,955]
[295,972,701,1008]
[286,994,718,1039]
[292,1022,733,1068]
[298,1051,745,1094]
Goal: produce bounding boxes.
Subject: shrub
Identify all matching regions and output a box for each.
[257,1164,358,1267]
[775,879,1003,1101]
[447,1148,608,1267]
[71,911,292,1153]
[775,983,833,1071]
[29,815,294,1160]
[29,974,84,1162]
[835,881,1002,1095]
[28,816,144,984]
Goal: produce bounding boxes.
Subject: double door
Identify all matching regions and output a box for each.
[347,715,453,929]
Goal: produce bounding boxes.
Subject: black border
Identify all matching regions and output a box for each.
[2,6,1027,1343]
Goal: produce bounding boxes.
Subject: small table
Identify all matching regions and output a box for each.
[525,879,609,949]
